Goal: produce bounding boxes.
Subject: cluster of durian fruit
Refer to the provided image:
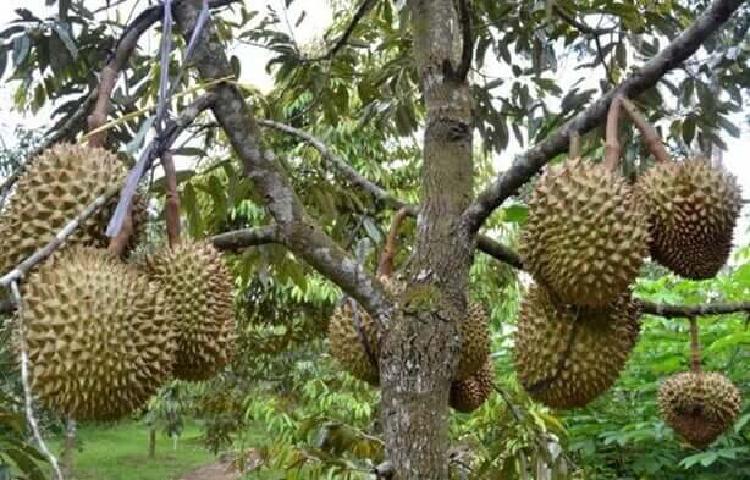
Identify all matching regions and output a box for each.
[328,96,744,447]
[327,212,494,413]
[514,96,743,448]
[0,143,236,421]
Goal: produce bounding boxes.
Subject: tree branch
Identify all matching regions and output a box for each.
[211,226,281,251]
[463,0,745,233]
[640,300,750,318]
[476,235,523,270]
[454,0,474,82]
[553,5,615,36]
[303,0,377,63]
[174,0,393,323]
[257,119,407,209]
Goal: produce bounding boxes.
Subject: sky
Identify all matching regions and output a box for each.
[0,0,748,246]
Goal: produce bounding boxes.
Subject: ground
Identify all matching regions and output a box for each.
[45,419,217,480]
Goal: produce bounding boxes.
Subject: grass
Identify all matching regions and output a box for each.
[44,418,217,480]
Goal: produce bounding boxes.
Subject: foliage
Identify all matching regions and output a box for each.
[0,391,46,480]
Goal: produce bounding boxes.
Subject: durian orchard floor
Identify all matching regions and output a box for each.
[44,419,216,480]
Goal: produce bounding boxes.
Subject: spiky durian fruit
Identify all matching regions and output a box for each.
[328,297,381,385]
[658,372,741,448]
[456,302,490,380]
[519,158,648,307]
[21,247,175,421]
[450,358,493,413]
[145,241,236,381]
[0,144,148,275]
[329,281,489,385]
[637,158,741,279]
[514,285,641,409]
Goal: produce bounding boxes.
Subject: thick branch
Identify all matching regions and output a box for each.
[640,300,750,318]
[257,119,407,209]
[463,0,745,233]
[211,226,281,251]
[476,235,523,270]
[174,0,392,322]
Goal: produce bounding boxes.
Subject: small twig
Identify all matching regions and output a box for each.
[603,94,623,170]
[11,281,63,480]
[162,150,181,247]
[303,0,377,63]
[568,131,580,160]
[689,316,701,373]
[553,5,615,36]
[620,97,671,163]
[377,207,411,277]
[257,119,407,209]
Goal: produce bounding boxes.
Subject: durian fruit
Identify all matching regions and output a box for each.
[637,158,742,279]
[519,158,648,307]
[21,247,175,421]
[658,372,741,448]
[514,285,641,409]
[329,283,490,385]
[450,358,493,413]
[0,144,148,275]
[455,302,490,380]
[328,297,381,385]
[145,241,236,381]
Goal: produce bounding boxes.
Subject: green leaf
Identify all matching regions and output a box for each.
[502,204,528,223]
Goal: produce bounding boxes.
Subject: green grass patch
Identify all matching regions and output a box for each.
[45,418,216,480]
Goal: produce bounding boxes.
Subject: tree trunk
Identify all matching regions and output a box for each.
[379,1,474,478]
[148,427,156,459]
[61,417,76,478]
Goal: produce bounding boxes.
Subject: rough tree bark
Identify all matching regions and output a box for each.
[377,1,474,477]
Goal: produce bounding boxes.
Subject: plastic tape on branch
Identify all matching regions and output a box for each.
[155,0,174,134]
[169,0,210,98]
[105,142,156,237]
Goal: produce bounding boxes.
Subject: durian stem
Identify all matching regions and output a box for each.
[163,150,182,247]
[689,316,702,373]
[620,97,671,164]
[377,207,411,278]
[569,131,581,161]
[603,95,623,171]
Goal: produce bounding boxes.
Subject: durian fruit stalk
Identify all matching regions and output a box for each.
[144,241,236,381]
[450,357,494,413]
[657,318,741,448]
[621,97,742,279]
[514,284,641,409]
[519,98,649,307]
[0,143,147,275]
[21,247,175,421]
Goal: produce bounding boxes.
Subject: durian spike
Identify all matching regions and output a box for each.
[603,94,624,171]
[569,131,581,161]
[377,206,411,278]
[162,150,182,248]
[689,316,702,374]
[620,97,671,164]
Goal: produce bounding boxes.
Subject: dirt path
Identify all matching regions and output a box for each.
[179,460,241,480]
